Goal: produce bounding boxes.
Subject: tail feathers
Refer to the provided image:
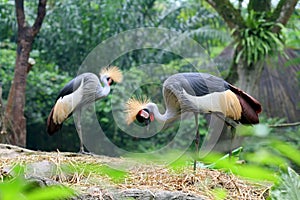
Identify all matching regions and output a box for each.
[47,107,63,135]
[236,95,260,124]
[229,84,262,124]
[47,96,74,135]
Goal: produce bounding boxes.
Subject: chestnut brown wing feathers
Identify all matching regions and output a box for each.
[229,84,262,124]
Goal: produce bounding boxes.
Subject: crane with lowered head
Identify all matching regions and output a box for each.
[126,72,262,170]
[47,66,123,153]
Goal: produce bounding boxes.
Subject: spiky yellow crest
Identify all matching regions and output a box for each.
[100,66,123,83]
[125,97,150,125]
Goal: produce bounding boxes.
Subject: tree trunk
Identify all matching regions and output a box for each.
[234,57,264,98]
[215,46,300,122]
[4,0,47,147]
[5,38,32,147]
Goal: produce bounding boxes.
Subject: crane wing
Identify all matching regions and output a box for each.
[56,74,86,101]
[181,73,229,96]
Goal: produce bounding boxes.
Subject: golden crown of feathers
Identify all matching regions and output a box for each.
[125,97,150,125]
[100,66,123,83]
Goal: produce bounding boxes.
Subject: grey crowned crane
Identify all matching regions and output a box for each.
[125,72,262,169]
[47,66,123,153]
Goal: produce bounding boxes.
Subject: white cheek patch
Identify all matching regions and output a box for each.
[140,110,149,118]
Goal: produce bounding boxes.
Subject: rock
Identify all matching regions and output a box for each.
[68,188,204,200]
[27,176,60,187]
[27,160,57,178]
[119,189,154,200]
[119,189,203,200]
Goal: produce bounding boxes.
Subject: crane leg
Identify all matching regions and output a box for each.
[213,113,238,158]
[75,109,87,154]
[193,113,200,171]
[229,125,236,158]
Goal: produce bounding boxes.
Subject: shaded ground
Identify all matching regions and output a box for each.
[0,144,270,199]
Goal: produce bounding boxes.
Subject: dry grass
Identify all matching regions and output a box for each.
[0,144,271,199]
[121,165,270,200]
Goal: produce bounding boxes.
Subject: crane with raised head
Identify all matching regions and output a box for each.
[125,72,262,169]
[47,66,123,153]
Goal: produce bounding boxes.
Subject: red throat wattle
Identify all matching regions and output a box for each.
[150,113,154,121]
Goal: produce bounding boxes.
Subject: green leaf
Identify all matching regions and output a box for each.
[244,149,286,166]
[25,186,75,200]
[67,162,128,184]
[212,188,227,200]
[270,140,300,166]
[270,167,300,200]
[0,177,26,200]
[201,153,278,182]
[97,165,128,183]
[235,49,244,63]
[261,42,270,54]
[100,117,109,123]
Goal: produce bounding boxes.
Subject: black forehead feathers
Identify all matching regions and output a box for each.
[136,109,150,124]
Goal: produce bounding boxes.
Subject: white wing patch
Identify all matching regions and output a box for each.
[182,89,242,120]
[53,80,84,124]
[182,89,224,113]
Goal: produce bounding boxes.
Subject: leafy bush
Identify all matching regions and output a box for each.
[270,167,300,200]
[0,166,75,200]
[202,122,300,199]
[233,11,285,66]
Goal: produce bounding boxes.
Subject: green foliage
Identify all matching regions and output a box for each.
[37,0,108,73]
[0,166,75,200]
[270,140,300,167]
[282,10,300,49]
[26,62,72,125]
[174,2,231,57]
[192,119,300,199]
[201,152,278,182]
[241,116,300,172]
[270,167,300,200]
[0,46,72,126]
[32,0,229,74]
[95,165,127,183]
[0,1,16,42]
[203,147,243,169]
[233,11,285,66]
[0,46,15,100]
